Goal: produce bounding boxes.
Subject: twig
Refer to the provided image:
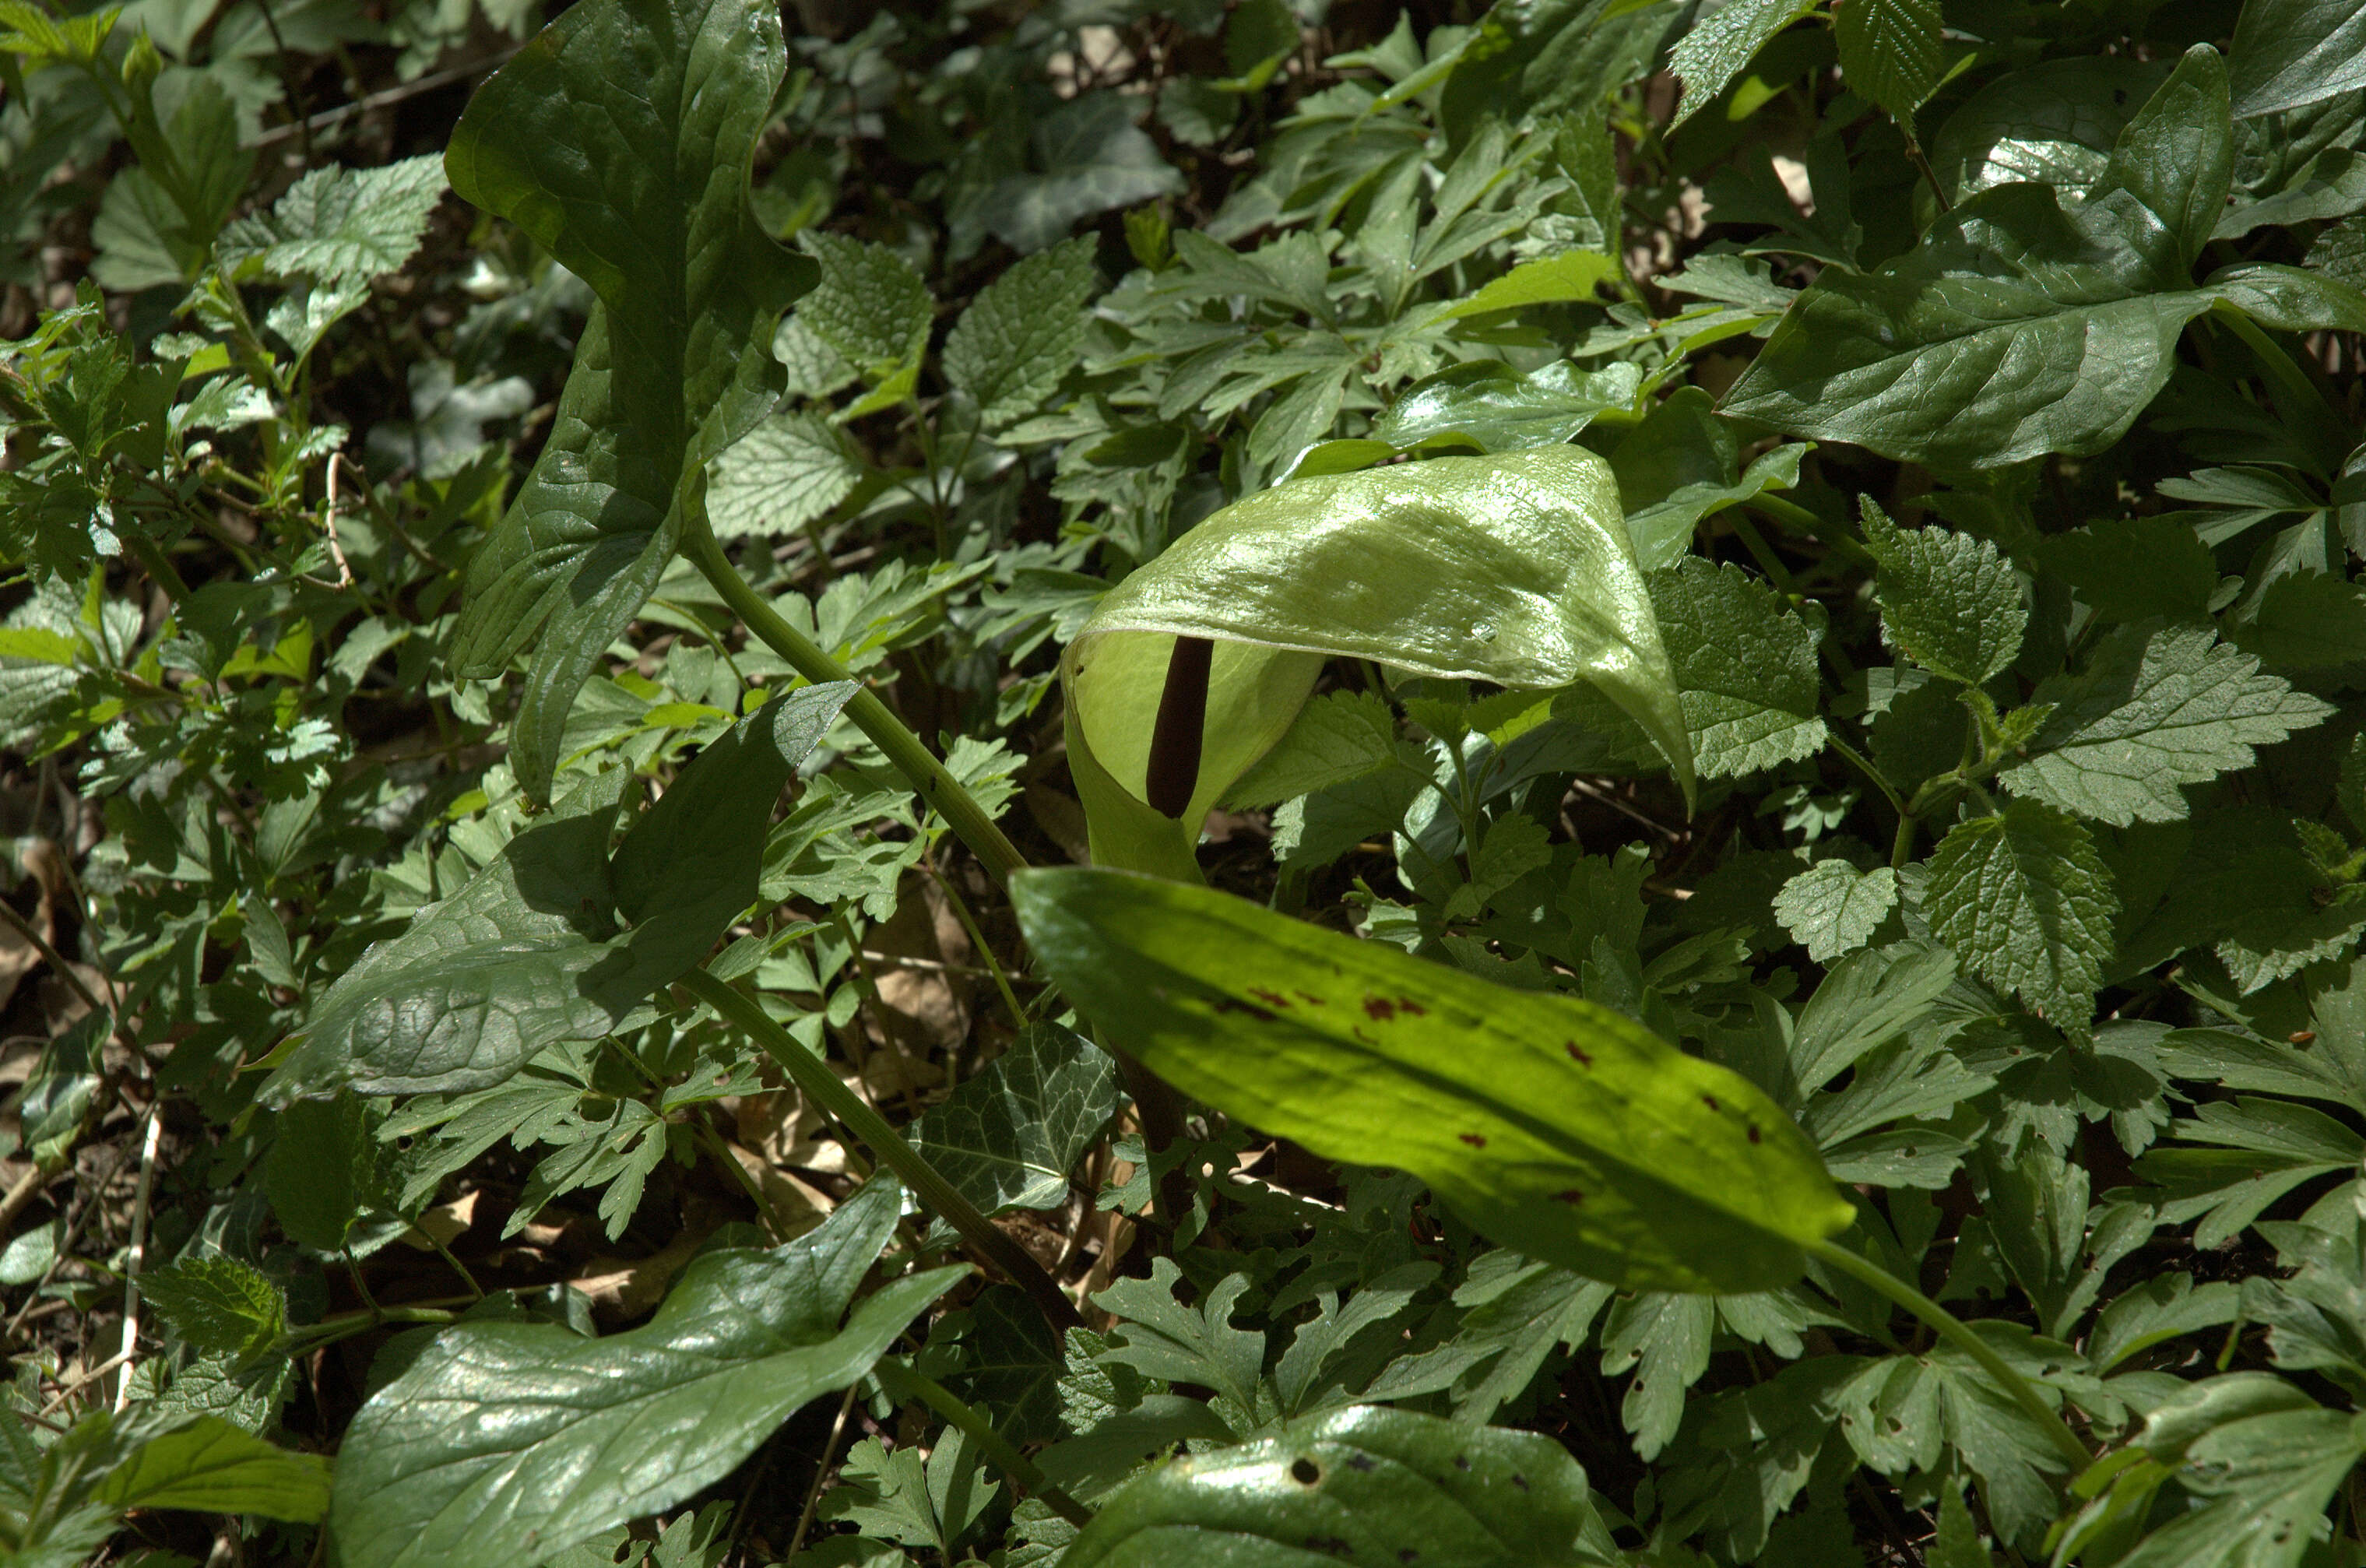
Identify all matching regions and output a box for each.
[4,1113,148,1341]
[38,1346,135,1418]
[316,452,356,591]
[241,45,526,150]
[0,1162,55,1237]
[111,1108,166,1412]
[782,1381,862,1564]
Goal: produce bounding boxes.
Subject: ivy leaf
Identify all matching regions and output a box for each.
[1063,1405,1611,1568]
[329,1180,964,1568]
[1014,869,1855,1295]
[1862,505,2026,685]
[943,234,1099,428]
[444,0,814,803]
[1833,0,1943,127]
[1925,800,2119,1042]
[2229,0,2366,118]
[1775,862,1901,962]
[2001,624,2333,826]
[1651,558,1826,779]
[1668,0,1815,128]
[707,410,866,540]
[958,92,1184,257]
[909,1022,1121,1221]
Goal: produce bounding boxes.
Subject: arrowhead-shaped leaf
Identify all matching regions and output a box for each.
[330,1180,964,1568]
[1011,869,1852,1294]
[445,0,815,802]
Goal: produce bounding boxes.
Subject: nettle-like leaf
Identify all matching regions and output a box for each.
[1668,0,1815,129]
[330,1180,963,1568]
[1013,869,1853,1294]
[1650,557,1826,779]
[1776,861,1902,963]
[943,233,1099,429]
[1862,504,2026,686]
[1925,798,2118,1042]
[1832,0,1942,128]
[1063,1405,1615,1567]
[444,0,815,803]
[1062,449,1692,878]
[262,684,853,1099]
[2001,623,2333,826]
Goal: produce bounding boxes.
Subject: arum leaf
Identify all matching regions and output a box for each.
[1012,869,1853,1294]
[329,1180,965,1568]
[1062,449,1693,877]
[265,687,851,1100]
[444,0,814,803]
[1064,1405,1611,1567]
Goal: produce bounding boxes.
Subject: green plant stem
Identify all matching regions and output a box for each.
[1809,1238,2091,1474]
[1747,494,1878,568]
[872,1358,1095,1528]
[682,509,1028,885]
[681,966,1081,1333]
[2213,302,2346,447]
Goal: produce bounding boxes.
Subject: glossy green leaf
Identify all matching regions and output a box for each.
[1669,0,1815,128]
[908,1021,1121,1220]
[1062,448,1693,877]
[90,1413,331,1520]
[1610,387,1809,569]
[445,0,814,803]
[1925,58,2168,206]
[1011,869,1852,1294]
[1433,251,1621,322]
[1063,1405,1612,1567]
[1724,51,2234,468]
[1370,360,1641,455]
[2229,0,2366,118]
[330,1179,964,1568]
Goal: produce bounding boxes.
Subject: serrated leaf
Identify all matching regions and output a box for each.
[218,156,447,286]
[797,232,932,386]
[909,1022,1120,1219]
[2002,624,2333,825]
[1094,1257,1267,1414]
[103,1248,281,1362]
[944,234,1099,427]
[958,92,1184,256]
[329,1180,964,1568]
[1651,557,1826,779]
[444,0,813,803]
[1222,689,1402,808]
[1776,862,1901,962]
[1013,869,1854,1295]
[1669,0,1816,128]
[1925,800,2118,1041]
[1833,0,1943,126]
[1063,1405,1606,1568]
[1862,505,2026,685]
[263,1095,392,1253]
[707,410,863,540]
[817,1429,997,1555]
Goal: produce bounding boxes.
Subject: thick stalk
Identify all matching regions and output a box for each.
[682,512,1027,885]
[682,968,1080,1333]
[1809,1238,2092,1474]
[873,1359,1095,1528]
